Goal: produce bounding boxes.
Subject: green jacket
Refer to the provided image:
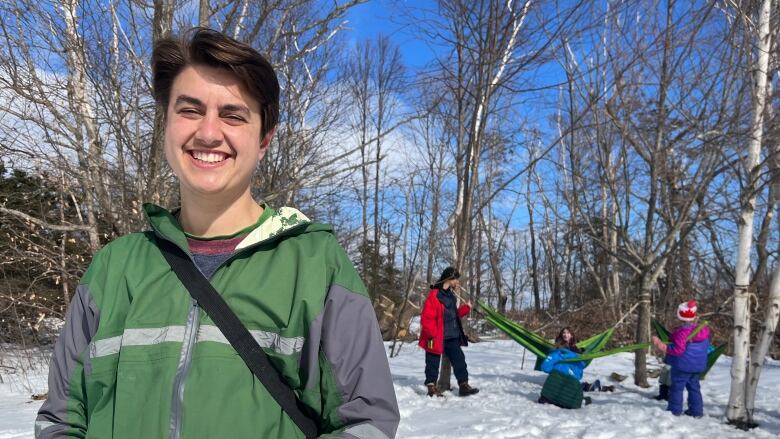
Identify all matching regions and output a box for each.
[36,204,399,438]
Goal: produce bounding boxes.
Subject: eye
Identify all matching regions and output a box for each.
[177,107,201,116]
[223,114,247,122]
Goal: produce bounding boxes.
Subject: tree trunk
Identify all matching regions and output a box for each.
[727,0,772,426]
[199,0,209,27]
[58,171,70,307]
[528,189,540,313]
[147,0,174,205]
[437,357,452,391]
[634,275,652,387]
[745,252,780,419]
[427,167,441,285]
[481,211,507,312]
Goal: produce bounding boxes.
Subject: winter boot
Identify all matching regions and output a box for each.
[654,384,669,401]
[684,409,703,419]
[458,382,479,397]
[583,380,602,392]
[426,383,443,397]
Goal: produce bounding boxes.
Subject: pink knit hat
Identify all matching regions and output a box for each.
[677,300,697,322]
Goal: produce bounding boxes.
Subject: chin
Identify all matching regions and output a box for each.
[179,181,229,198]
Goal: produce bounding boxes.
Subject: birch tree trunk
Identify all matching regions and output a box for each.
[745,246,780,419]
[446,0,531,270]
[61,0,103,253]
[746,83,780,415]
[726,0,772,426]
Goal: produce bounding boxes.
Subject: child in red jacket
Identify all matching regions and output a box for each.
[418,267,479,397]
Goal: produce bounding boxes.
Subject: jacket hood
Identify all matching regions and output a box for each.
[143,203,330,253]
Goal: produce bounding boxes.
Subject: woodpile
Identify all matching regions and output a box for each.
[375,295,420,341]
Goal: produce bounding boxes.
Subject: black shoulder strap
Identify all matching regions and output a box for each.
[156,238,319,439]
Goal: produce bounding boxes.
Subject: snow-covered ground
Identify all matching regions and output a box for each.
[0,347,49,439]
[391,339,780,438]
[2,339,778,438]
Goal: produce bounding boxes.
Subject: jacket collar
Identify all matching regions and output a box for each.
[143,203,321,254]
[235,206,313,249]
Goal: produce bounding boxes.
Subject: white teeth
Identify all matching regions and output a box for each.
[191,151,227,163]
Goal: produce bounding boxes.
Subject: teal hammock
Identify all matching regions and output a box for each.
[479,302,649,369]
[653,319,726,379]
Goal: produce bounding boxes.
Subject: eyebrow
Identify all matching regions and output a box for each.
[220,104,251,117]
[174,95,203,108]
[173,95,251,117]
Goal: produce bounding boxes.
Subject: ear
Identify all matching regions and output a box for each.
[258,128,276,161]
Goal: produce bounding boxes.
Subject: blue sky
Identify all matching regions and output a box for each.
[345,0,438,70]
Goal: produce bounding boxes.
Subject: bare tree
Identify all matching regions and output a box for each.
[557,1,740,386]
[342,39,374,278]
[342,36,406,294]
[525,159,542,313]
[370,37,405,296]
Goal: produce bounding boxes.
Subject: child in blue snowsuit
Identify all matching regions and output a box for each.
[538,328,589,407]
[652,300,710,417]
[542,328,586,379]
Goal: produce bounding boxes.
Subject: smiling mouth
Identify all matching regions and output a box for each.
[190,150,230,163]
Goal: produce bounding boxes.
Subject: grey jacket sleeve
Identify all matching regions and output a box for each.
[318,284,400,439]
[35,284,100,439]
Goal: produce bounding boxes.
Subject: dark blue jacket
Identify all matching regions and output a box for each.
[437,289,461,340]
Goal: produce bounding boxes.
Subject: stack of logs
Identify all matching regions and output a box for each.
[375,295,420,341]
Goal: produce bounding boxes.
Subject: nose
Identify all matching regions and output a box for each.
[194,113,223,147]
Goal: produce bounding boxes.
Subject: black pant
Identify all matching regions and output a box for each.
[425,338,468,385]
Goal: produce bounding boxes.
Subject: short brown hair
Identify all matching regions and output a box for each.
[152,27,280,138]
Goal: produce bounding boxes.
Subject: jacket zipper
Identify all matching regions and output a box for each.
[148,234,207,439]
[169,297,200,439]
[154,222,310,439]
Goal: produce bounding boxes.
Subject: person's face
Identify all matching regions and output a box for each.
[164,64,271,200]
[562,329,572,342]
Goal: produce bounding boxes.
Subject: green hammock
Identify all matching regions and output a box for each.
[653,319,725,379]
[559,342,651,362]
[479,302,650,368]
[578,327,615,355]
[479,302,552,358]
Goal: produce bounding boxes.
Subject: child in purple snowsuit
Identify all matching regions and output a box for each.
[652,300,710,417]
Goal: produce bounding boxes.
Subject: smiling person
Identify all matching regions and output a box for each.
[35,28,399,439]
[538,327,590,408]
